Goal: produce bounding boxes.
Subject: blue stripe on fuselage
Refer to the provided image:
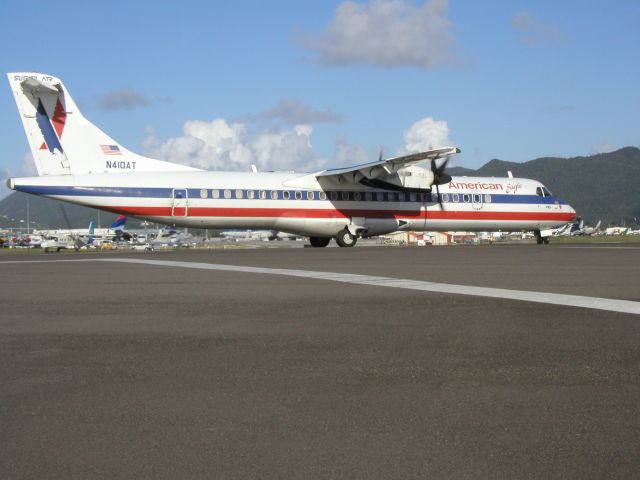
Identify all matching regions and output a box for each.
[13,184,568,205]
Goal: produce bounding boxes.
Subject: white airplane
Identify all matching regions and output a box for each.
[5,72,576,247]
[221,229,279,241]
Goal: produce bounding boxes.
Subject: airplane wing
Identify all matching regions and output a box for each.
[315,146,460,184]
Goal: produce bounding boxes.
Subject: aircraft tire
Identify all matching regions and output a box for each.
[309,237,331,248]
[335,229,357,248]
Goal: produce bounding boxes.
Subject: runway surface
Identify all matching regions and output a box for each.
[1,244,640,478]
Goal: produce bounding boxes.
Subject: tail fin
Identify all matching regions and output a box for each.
[109,215,127,230]
[7,72,199,176]
[87,221,95,245]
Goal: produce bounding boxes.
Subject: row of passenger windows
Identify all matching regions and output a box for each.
[197,189,493,204]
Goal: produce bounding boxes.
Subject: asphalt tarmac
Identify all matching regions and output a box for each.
[1,244,640,479]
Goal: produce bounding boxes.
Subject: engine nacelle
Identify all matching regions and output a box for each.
[379,165,434,191]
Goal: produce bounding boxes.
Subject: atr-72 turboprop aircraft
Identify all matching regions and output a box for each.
[6,72,576,247]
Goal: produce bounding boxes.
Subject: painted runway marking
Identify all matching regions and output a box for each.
[101,258,640,316]
[3,257,639,315]
[558,246,640,250]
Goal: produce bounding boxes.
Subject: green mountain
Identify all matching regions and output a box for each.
[0,192,137,231]
[1,147,638,229]
[460,147,640,225]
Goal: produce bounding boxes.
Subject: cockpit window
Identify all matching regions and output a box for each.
[536,187,544,197]
[542,187,552,197]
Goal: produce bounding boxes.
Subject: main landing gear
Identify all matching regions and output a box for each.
[309,237,331,248]
[534,230,550,244]
[308,229,359,248]
[335,229,358,248]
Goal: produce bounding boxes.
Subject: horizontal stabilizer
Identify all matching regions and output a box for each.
[21,77,60,95]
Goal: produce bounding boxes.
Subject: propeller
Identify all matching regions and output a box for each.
[430,155,452,209]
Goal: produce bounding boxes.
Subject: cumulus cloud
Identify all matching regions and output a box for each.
[246,98,342,125]
[0,167,11,199]
[303,0,456,69]
[512,12,564,45]
[143,119,325,172]
[592,142,614,154]
[21,151,38,176]
[142,114,454,173]
[0,152,38,200]
[97,88,152,111]
[403,117,452,152]
[333,137,372,168]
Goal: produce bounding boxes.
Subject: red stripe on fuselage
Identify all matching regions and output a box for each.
[99,205,575,222]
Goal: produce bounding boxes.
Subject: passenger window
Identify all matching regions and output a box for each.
[398,192,405,202]
[283,191,290,200]
[365,192,373,201]
[200,189,208,199]
[463,194,470,203]
[342,191,350,201]
[473,194,481,203]
[353,192,361,201]
[410,193,417,202]
[212,189,220,199]
[295,191,302,200]
[376,192,384,201]
[330,191,338,201]
[224,189,231,199]
[271,191,278,200]
[484,194,491,203]
[307,191,315,200]
[247,190,255,199]
[259,190,267,200]
[319,191,327,200]
[236,189,244,199]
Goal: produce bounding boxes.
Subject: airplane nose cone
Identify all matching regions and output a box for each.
[568,204,577,221]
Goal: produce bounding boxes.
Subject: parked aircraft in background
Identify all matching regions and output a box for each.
[222,229,278,241]
[6,72,576,247]
[34,215,128,245]
[221,229,301,241]
[551,217,602,237]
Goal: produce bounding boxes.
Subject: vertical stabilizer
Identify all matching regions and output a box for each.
[8,73,71,175]
[7,72,199,176]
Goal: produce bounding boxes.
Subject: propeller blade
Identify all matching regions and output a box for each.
[430,155,452,186]
[435,183,444,209]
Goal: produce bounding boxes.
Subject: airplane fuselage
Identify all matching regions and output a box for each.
[9,171,575,238]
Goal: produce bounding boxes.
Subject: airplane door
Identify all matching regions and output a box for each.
[472,191,483,210]
[171,189,188,216]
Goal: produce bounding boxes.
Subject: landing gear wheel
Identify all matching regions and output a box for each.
[335,229,357,248]
[309,237,331,248]
[534,230,549,245]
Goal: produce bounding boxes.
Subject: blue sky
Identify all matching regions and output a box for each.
[1,0,639,194]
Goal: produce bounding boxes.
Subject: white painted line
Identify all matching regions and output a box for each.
[3,257,639,315]
[559,246,640,250]
[98,258,640,316]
